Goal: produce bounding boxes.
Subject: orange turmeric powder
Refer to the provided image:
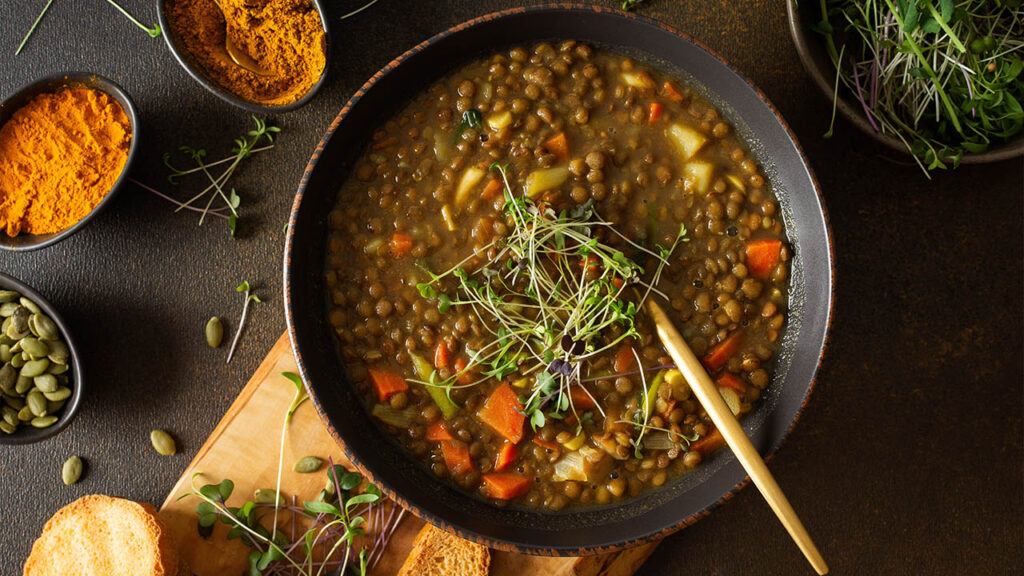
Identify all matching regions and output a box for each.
[0,87,132,237]
[167,0,326,106]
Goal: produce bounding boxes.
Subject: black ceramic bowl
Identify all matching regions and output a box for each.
[786,1,1024,164]
[0,73,138,252]
[157,0,330,113]
[286,5,834,555]
[0,273,84,445]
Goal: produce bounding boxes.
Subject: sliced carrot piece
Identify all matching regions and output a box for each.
[481,178,503,200]
[716,372,746,393]
[441,440,473,475]
[569,386,597,411]
[482,473,532,500]
[434,341,451,370]
[745,239,783,279]
[478,383,525,443]
[614,344,637,373]
[390,232,413,259]
[494,442,518,472]
[368,368,409,402]
[662,81,684,102]
[543,132,570,162]
[452,356,474,386]
[702,331,743,372]
[647,102,664,124]
[691,428,724,455]
[426,420,455,442]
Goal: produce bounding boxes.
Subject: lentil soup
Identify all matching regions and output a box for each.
[324,41,791,511]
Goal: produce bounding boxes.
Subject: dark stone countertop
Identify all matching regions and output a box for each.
[1,0,1020,573]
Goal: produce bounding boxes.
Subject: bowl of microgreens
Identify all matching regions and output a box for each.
[788,0,1024,173]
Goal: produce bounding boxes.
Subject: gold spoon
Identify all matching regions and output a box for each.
[643,297,829,575]
[215,0,275,77]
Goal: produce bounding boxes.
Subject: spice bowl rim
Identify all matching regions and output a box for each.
[0,272,84,445]
[0,72,140,252]
[786,0,1024,165]
[156,0,331,114]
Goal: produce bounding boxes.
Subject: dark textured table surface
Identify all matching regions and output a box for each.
[1,0,1021,573]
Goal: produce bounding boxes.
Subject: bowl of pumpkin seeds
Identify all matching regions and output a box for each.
[0,273,82,444]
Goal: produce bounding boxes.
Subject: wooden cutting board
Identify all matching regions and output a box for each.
[160,333,659,575]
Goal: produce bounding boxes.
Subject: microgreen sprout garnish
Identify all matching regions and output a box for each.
[621,0,646,10]
[413,164,688,432]
[142,116,278,236]
[15,0,54,56]
[183,370,404,575]
[339,0,380,20]
[814,0,1024,174]
[104,0,162,37]
[226,281,262,364]
[453,109,483,143]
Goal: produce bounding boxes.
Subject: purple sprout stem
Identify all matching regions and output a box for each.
[852,63,881,132]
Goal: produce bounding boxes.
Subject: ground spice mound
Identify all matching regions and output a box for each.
[0,87,132,237]
[167,0,327,106]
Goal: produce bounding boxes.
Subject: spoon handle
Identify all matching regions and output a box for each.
[645,298,828,575]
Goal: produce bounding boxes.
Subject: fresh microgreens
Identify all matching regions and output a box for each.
[226,281,262,365]
[814,0,1024,174]
[140,116,279,236]
[621,0,646,10]
[183,370,403,576]
[412,164,687,432]
[453,109,483,143]
[15,0,54,56]
[104,0,161,37]
[339,0,380,20]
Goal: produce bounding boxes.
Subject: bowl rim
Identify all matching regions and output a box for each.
[785,0,1024,165]
[0,272,84,445]
[0,72,139,252]
[156,0,331,114]
[285,3,835,555]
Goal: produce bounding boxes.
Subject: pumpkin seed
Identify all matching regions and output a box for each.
[10,353,24,368]
[6,324,27,342]
[1,405,18,426]
[34,374,58,393]
[47,341,68,365]
[15,375,32,394]
[293,456,323,474]
[0,302,19,317]
[254,488,282,504]
[205,317,224,348]
[43,386,71,402]
[150,429,177,455]
[20,337,47,358]
[20,358,49,377]
[31,415,57,428]
[0,344,11,363]
[0,290,19,303]
[17,406,33,421]
[11,307,30,331]
[0,421,15,434]
[4,394,24,410]
[31,315,58,341]
[19,297,40,315]
[62,456,83,485]
[27,390,47,417]
[0,363,15,392]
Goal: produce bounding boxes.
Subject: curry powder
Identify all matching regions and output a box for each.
[0,87,132,237]
[166,0,326,106]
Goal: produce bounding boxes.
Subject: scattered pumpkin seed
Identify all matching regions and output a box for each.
[0,421,15,434]
[43,386,71,402]
[21,358,49,378]
[205,316,224,348]
[0,290,19,303]
[1,405,18,426]
[27,390,47,417]
[31,415,57,428]
[151,429,177,455]
[62,456,83,485]
[0,302,19,316]
[31,314,58,341]
[254,488,282,504]
[17,406,33,421]
[4,394,25,410]
[0,344,11,363]
[15,375,32,394]
[10,354,24,368]
[19,297,40,315]
[47,399,65,413]
[293,455,323,474]
[34,374,58,393]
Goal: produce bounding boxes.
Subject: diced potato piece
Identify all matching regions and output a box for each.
[621,71,655,90]
[718,386,741,416]
[561,433,586,451]
[683,162,714,194]
[525,166,569,198]
[487,110,512,132]
[433,131,450,162]
[726,174,746,192]
[455,166,486,206]
[441,204,456,232]
[667,123,708,161]
[553,451,587,482]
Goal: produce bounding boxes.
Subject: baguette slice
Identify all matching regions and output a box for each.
[24,495,180,576]
[398,524,490,576]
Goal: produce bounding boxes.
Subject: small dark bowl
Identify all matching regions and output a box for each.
[0,273,84,445]
[286,5,834,555]
[157,0,330,113]
[0,73,139,252]
[787,1,1024,164]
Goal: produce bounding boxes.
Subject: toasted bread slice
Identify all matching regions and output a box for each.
[24,495,180,576]
[398,524,490,576]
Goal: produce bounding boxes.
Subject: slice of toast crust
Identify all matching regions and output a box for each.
[398,524,490,576]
